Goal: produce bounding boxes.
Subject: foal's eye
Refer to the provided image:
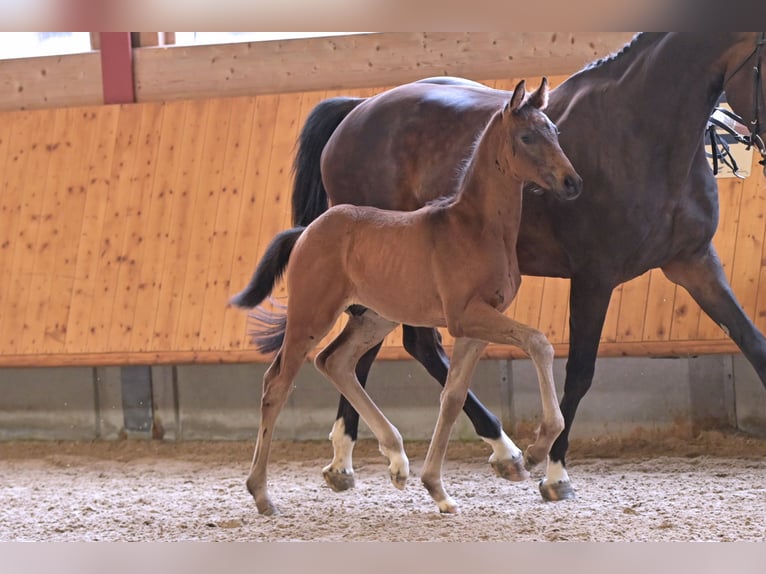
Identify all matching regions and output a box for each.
[520,133,534,144]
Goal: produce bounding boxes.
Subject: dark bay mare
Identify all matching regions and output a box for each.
[289,32,766,501]
[232,80,581,514]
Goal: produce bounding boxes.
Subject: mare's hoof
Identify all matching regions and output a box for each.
[322,468,356,492]
[539,478,576,502]
[490,453,530,482]
[390,470,408,490]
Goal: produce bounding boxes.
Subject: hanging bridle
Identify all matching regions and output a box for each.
[707,32,766,177]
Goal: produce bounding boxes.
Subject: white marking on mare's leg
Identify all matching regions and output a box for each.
[482,431,529,482]
[538,457,576,502]
[322,418,357,491]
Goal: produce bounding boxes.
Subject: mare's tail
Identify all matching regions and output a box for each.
[230,227,305,354]
[292,97,364,226]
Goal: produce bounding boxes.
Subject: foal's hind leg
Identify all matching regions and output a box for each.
[247,344,311,515]
[324,341,382,491]
[420,337,488,513]
[403,326,527,481]
[316,311,409,490]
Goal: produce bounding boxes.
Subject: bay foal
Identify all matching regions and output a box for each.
[231,79,582,514]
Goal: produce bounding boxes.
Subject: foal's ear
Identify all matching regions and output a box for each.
[505,79,527,115]
[527,77,549,110]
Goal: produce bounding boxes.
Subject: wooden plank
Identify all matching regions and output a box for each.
[0,337,749,368]
[197,97,256,350]
[698,177,743,339]
[20,107,99,353]
[84,104,146,352]
[134,33,635,102]
[128,101,189,352]
[173,98,233,350]
[65,106,121,351]
[537,277,570,345]
[3,110,63,354]
[0,110,49,351]
[106,102,165,351]
[641,268,677,341]
[615,271,652,342]
[0,111,22,305]
[600,284,623,343]
[0,52,103,112]
[231,93,302,351]
[221,94,280,350]
[728,164,766,322]
[149,99,210,353]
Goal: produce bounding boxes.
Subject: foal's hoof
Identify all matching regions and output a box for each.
[539,478,576,502]
[523,448,544,471]
[390,470,408,490]
[256,498,279,516]
[437,496,459,514]
[490,453,530,482]
[322,468,356,492]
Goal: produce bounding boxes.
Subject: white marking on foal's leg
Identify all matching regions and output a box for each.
[380,443,409,490]
[482,431,529,482]
[321,419,357,491]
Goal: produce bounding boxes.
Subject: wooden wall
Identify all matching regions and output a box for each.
[1,77,765,367]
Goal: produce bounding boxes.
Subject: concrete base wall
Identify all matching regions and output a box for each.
[0,354,763,441]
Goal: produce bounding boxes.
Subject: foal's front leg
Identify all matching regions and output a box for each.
[420,337,488,513]
[456,302,565,471]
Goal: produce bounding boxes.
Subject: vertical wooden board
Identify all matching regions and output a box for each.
[197,97,256,350]
[221,94,279,350]
[259,93,304,305]
[510,275,545,334]
[84,104,146,352]
[17,107,78,353]
[226,93,302,351]
[599,284,623,343]
[749,171,766,333]
[3,110,66,354]
[172,99,233,350]
[0,112,16,276]
[106,102,166,351]
[128,101,188,351]
[615,271,651,342]
[537,277,570,345]
[22,107,100,354]
[669,282,703,341]
[65,106,121,352]
[641,269,677,341]
[727,167,766,322]
[149,99,210,353]
[699,177,743,339]
[0,110,48,351]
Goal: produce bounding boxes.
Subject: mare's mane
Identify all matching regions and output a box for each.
[581,32,666,73]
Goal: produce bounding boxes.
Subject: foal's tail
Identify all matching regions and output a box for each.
[229,227,305,354]
[292,97,364,226]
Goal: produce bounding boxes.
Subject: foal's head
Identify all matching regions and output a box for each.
[496,78,582,200]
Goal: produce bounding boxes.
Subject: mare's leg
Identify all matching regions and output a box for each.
[324,341,383,491]
[403,326,527,481]
[315,311,410,489]
[545,277,613,502]
[663,245,766,381]
[455,303,565,473]
[420,337,488,513]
